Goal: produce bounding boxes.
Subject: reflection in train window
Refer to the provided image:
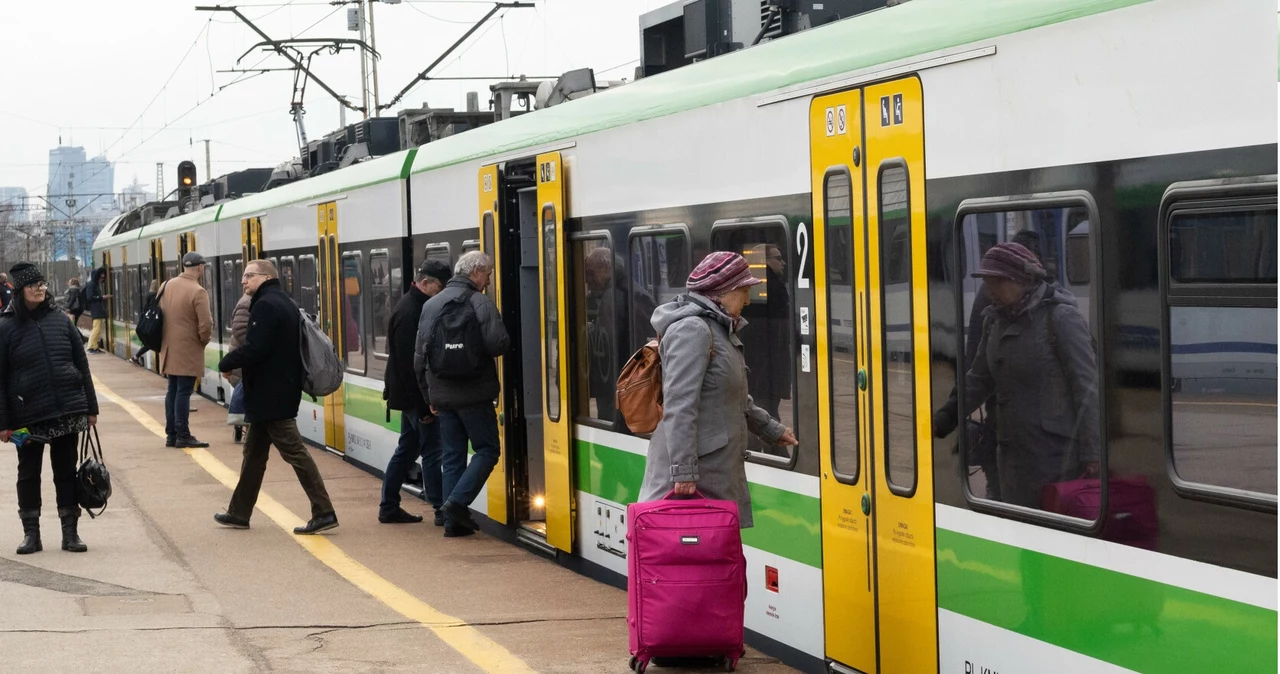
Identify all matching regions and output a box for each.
[1169,306,1277,496]
[341,251,366,375]
[201,262,216,334]
[879,163,915,491]
[1169,208,1278,283]
[220,260,243,340]
[571,235,621,424]
[370,250,392,360]
[298,255,318,318]
[627,228,689,353]
[824,169,858,482]
[954,195,1103,520]
[542,206,560,422]
[711,220,793,461]
[425,243,452,269]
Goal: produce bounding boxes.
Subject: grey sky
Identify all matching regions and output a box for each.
[1,0,663,198]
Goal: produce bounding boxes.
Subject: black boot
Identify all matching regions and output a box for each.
[58,507,87,553]
[16,510,41,555]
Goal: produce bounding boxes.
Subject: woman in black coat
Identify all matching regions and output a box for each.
[0,263,99,554]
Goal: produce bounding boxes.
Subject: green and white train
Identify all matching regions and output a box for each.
[94,1,1277,671]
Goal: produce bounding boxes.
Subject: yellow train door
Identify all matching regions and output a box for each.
[316,204,346,453]
[102,250,115,353]
[478,165,509,525]
[813,75,937,674]
[536,151,574,553]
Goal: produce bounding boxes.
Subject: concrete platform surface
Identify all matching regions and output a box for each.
[0,353,799,674]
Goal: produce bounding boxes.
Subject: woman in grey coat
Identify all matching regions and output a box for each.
[934,242,1101,510]
[638,252,798,528]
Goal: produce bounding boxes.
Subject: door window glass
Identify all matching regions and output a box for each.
[543,206,561,421]
[825,170,858,481]
[879,164,916,492]
[711,221,794,460]
[571,236,622,423]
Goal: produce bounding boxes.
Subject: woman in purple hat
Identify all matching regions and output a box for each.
[637,251,798,528]
[933,242,1100,510]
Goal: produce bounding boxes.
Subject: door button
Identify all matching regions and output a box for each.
[857,369,868,391]
[861,493,871,515]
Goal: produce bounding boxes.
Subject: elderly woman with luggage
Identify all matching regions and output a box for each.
[638,251,798,528]
[0,263,99,554]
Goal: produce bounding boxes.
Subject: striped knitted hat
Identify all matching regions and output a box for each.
[971,242,1046,285]
[687,251,764,296]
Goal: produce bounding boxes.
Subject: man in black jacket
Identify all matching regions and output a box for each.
[214,260,337,535]
[414,251,509,537]
[379,259,451,526]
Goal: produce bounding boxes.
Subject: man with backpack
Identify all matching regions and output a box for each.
[214,260,337,535]
[414,251,509,537]
[380,259,452,526]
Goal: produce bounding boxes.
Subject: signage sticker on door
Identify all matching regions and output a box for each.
[800,307,810,336]
[800,344,811,373]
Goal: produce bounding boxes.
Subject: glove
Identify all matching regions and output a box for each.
[932,407,957,438]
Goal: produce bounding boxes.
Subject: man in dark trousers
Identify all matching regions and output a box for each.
[414,251,509,537]
[380,259,452,526]
[214,260,337,535]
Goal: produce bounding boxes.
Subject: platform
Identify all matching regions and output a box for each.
[0,354,797,673]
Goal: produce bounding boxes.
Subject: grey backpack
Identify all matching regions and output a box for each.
[298,309,343,397]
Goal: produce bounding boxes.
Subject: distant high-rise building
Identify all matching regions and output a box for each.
[47,146,115,222]
[0,187,28,222]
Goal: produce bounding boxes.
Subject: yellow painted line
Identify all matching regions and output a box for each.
[92,376,537,674]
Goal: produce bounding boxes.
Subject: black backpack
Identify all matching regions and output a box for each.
[427,290,484,380]
[135,282,166,352]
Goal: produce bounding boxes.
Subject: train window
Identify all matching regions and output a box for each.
[1169,208,1277,283]
[201,262,216,334]
[710,217,793,462]
[627,226,690,353]
[952,192,1104,524]
[462,239,481,255]
[542,206,561,422]
[879,163,916,492]
[280,257,296,298]
[571,233,621,424]
[298,255,318,318]
[370,250,392,360]
[165,262,178,281]
[220,260,242,341]
[1161,179,1277,510]
[111,270,123,322]
[341,251,367,375]
[425,243,451,268]
[824,170,858,482]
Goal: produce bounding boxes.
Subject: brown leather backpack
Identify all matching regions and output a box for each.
[615,323,714,435]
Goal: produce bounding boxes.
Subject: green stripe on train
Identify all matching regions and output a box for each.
[575,440,821,568]
[936,528,1277,674]
[344,382,399,433]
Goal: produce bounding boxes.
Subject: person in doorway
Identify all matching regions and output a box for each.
[414,251,509,537]
[130,279,161,366]
[638,252,799,528]
[225,289,253,443]
[381,259,452,526]
[84,268,111,353]
[932,242,1100,510]
[0,273,13,312]
[159,252,213,449]
[0,263,99,554]
[215,260,337,534]
[742,244,792,423]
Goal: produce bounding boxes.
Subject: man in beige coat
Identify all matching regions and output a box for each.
[160,251,213,448]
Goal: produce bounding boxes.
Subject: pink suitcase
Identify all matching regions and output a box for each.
[627,492,746,674]
[1042,474,1159,550]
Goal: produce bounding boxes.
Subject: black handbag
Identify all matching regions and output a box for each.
[76,427,112,518]
[964,411,997,468]
[134,282,166,353]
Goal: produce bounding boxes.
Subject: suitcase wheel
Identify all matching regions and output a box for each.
[628,655,647,673]
[720,656,737,672]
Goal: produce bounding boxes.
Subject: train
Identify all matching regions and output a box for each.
[92,1,1277,672]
